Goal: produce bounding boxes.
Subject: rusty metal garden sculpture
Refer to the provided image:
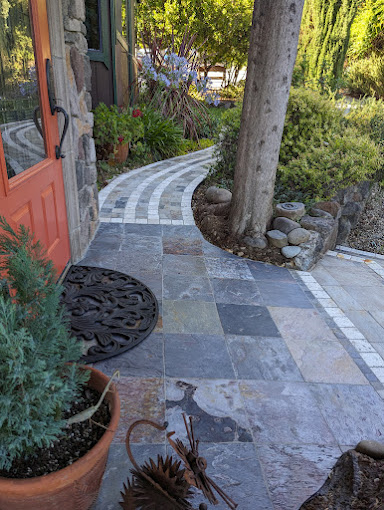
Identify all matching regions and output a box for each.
[120,414,238,509]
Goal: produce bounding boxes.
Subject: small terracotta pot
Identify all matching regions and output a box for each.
[114,142,129,163]
[0,366,120,510]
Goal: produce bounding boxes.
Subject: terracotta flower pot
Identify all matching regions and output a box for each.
[114,142,129,163]
[0,366,120,510]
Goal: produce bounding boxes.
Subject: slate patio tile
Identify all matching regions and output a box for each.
[162,254,207,277]
[79,249,118,269]
[121,223,162,236]
[165,378,252,442]
[120,234,163,254]
[210,278,263,305]
[97,222,124,235]
[162,224,203,239]
[201,240,239,259]
[217,304,280,337]
[115,253,162,275]
[247,260,296,282]
[93,333,164,378]
[164,334,235,378]
[239,380,336,445]
[167,443,274,510]
[163,274,214,301]
[345,309,384,344]
[322,285,363,311]
[163,300,223,334]
[256,280,313,308]
[205,257,254,280]
[257,444,342,510]
[311,264,340,286]
[226,335,303,381]
[268,307,339,342]
[162,237,203,255]
[89,232,122,251]
[343,285,384,311]
[310,383,384,445]
[113,377,165,444]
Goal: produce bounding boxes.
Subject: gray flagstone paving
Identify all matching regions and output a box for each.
[86,149,384,509]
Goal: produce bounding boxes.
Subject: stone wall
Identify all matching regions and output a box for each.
[62,0,98,254]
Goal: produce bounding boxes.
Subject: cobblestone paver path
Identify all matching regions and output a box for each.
[85,149,384,510]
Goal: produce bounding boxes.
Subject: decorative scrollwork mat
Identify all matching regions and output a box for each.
[62,265,159,363]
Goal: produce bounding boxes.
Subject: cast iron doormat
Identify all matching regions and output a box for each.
[61,265,159,363]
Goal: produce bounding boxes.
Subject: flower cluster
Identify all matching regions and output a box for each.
[140,52,219,105]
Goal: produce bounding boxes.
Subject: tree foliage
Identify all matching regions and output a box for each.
[298,0,362,90]
[136,0,253,72]
[348,0,384,58]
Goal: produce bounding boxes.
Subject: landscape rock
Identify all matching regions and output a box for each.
[293,231,324,271]
[205,186,232,204]
[281,245,301,258]
[242,235,268,250]
[266,230,289,248]
[336,216,352,245]
[309,207,334,220]
[200,214,216,231]
[300,449,384,510]
[300,215,338,253]
[356,440,384,460]
[341,201,362,228]
[273,217,301,234]
[288,228,311,245]
[275,202,306,221]
[314,200,341,218]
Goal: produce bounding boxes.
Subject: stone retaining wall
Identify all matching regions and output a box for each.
[62,0,98,254]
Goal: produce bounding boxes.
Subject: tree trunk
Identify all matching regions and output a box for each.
[229,0,305,239]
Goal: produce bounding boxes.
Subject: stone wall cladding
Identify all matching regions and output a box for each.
[62,0,98,253]
[335,181,371,245]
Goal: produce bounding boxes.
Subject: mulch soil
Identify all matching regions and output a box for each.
[0,387,110,479]
[192,183,287,266]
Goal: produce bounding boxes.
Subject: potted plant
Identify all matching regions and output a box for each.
[0,217,120,510]
[93,103,144,163]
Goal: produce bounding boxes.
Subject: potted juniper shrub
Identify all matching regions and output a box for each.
[0,218,120,510]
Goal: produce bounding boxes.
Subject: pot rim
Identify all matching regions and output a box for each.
[0,366,120,491]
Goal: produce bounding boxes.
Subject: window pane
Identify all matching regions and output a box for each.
[0,0,46,179]
[85,0,101,51]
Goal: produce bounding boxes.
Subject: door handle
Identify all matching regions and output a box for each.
[45,59,70,159]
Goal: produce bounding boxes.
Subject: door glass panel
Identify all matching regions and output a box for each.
[0,0,46,180]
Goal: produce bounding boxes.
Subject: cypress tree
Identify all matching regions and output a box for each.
[299,0,362,90]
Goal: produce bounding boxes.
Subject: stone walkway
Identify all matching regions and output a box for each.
[84,149,384,510]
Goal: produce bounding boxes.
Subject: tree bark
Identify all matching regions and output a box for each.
[230,0,305,239]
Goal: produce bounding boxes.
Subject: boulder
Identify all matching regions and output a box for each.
[275,202,306,221]
[242,235,268,250]
[266,230,288,248]
[293,231,324,271]
[205,186,232,204]
[204,202,231,217]
[341,201,362,228]
[300,449,384,510]
[336,216,352,245]
[288,228,311,245]
[309,207,334,220]
[273,217,301,234]
[314,200,341,219]
[300,215,338,253]
[356,440,384,460]
[281,246,301,258]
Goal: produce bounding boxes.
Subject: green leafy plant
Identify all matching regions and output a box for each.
[208,87,381,202]
[345,55,384,99]
[0,218,88,472]
[141,107,184,159]
[93,103,144,157]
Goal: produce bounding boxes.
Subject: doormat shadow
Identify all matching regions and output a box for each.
[61,265,159,363]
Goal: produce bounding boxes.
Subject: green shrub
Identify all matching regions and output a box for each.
[277,128,380,202]
[345,55,384,99]
[93,103,144,151]
[219,82,245,100]
[0,218,88,471]
[209,87,381,202]
[141,107,184,159]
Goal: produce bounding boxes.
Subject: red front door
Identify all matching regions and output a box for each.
[0,0,70,276]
